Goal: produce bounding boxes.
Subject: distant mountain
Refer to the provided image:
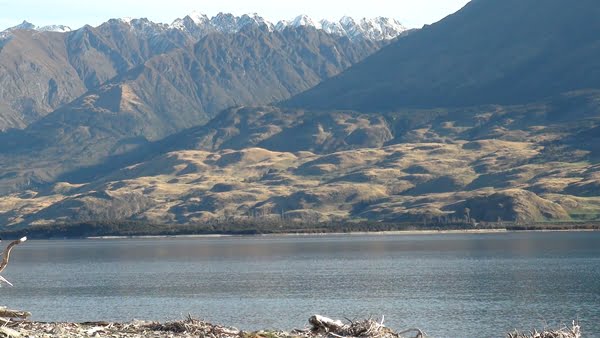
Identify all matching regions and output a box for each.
[0,20,192,130]
[3,13,407,42]
[0,25,383,193]
[286,0,600,111]
[0,13,406,131]
[30,25,381,141]
[4,20,72,32]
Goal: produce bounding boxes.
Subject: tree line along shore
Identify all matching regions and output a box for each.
[0,219,598,240]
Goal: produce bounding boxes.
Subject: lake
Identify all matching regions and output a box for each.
[1,231,599,337]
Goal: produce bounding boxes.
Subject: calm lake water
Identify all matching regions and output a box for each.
[1,232,599,337]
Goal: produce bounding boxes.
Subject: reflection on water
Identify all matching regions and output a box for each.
[1,232,599,338]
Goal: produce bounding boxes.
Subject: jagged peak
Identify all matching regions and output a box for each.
[119,17,134,24]
[3,20,72,33]
[38,24,72,32]
[277,15,407,41]
[238,13,274,31]
[275,20,290,31]
[1,13,407,42]
[291,15,320,29]
[7,20,37,31]
[188,11,210,25]
[340,16,357,26]
[168,12,406,40]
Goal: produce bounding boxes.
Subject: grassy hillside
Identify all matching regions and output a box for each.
[2,91,600,228]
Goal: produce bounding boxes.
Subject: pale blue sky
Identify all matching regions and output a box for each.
[0,0,471,31]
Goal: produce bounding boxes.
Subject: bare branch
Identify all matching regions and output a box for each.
[0,237,27,287]
[0,237,27,274]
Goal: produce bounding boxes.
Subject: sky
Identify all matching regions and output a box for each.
[0,0,471,31]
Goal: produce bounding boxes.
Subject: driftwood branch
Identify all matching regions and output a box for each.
[507,321,581,338]
[0,237,27,286]
[397,328,426,338]
[0,307,31,319]
[0,326,21,338]
[0,315,585,338]
[309,315,426,338]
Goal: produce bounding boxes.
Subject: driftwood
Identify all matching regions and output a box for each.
[0,237,27,287]
[0,308,29,338]
[0,237,29,338]
[0,315,585,338]
[309,315,425,338]
[0,307,31,319]
[0,326,20,338]
[507,321,581,338]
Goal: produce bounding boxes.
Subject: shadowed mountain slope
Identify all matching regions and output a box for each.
[0,21,192,130]
[0,13,406,131]
[286,0,600,111]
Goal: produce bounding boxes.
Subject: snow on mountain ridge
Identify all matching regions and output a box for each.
[278,15,407,41]
[38,24,72,33]
[3,20,72,33]
[290,15,321,29]
[1,14,406,42]
[189,11,210,25]
[319,19,345,36]
[7,21,37,31]
[170,12,407,41]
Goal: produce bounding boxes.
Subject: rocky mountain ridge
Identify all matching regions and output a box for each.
[0,12,399,131]
[0,25,383,193]
[2,20,72,33]
[0,21,194,130]
[171,12,407,41]
[2,13,407,43]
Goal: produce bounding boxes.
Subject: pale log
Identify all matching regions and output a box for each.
[0,307,31,319]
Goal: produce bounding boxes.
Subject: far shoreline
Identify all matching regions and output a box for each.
[3,221,599,240]
[82,227,600,240]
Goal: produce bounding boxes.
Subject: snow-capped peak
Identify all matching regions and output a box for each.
[1,13,407,43]
[171,11,275,36]
[291,15,320,29]
[39,24,72,33]
[275,20,289,32]
[276,15,407,41]
[188,11,210,25]
[319,19,345,36]
[238,13,274,31]
[340,16,356,26]
[356,17,407,41]
[119,17,134,25]
[210,12,238,33]
[3,21,72,33]
[7,21,37,31]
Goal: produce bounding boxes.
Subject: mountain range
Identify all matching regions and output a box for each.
[0,13,407,131]
[1,0,600,230]
[3,13,407,41]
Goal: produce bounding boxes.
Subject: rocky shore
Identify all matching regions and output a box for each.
[0,314,582,338]
[0,315,403,338]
